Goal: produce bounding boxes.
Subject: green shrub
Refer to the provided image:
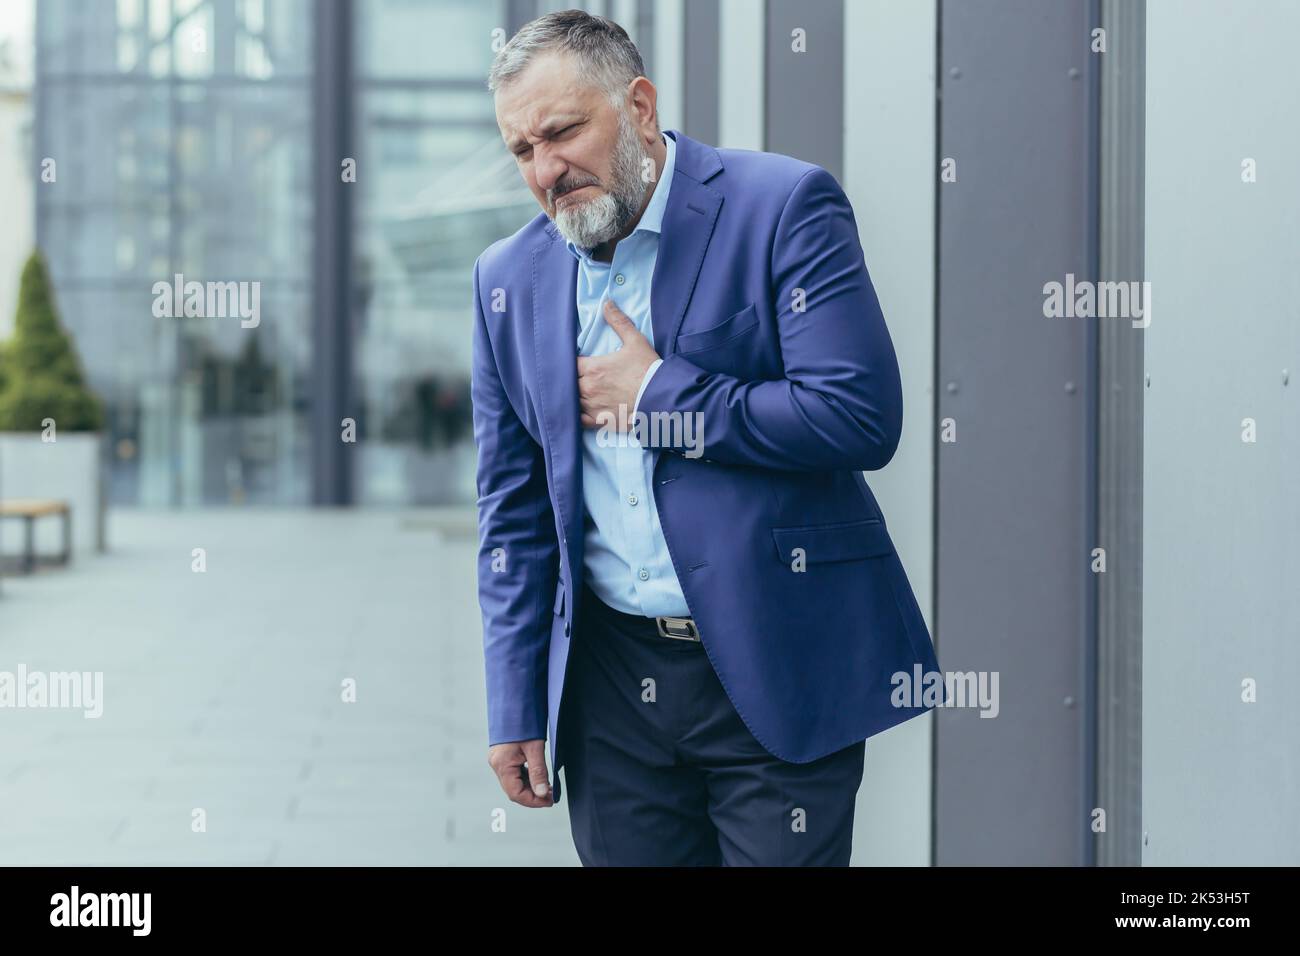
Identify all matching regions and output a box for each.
[0,251,103,432]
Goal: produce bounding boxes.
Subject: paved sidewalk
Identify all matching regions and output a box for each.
[0,509,579,866]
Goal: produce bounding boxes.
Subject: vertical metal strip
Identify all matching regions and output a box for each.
[310,0,355,505]
[1095,0,1146,868]
[1082,0,1103,870]
[930,0,945,868]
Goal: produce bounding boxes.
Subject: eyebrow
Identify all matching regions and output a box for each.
[506,116,583,153]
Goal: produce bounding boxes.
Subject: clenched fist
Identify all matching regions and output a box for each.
[488,739,554,808]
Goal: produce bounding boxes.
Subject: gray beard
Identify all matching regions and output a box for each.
[551,115,650,251]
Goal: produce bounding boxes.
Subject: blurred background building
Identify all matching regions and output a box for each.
[27,0,544,508]
[0,2,34,338]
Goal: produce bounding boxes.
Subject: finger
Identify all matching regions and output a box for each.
[601,298,641,342]
[493,756,536,806]
[579,393,614,421]
[522,739,553,803]
[512,770,552,808]
[578,352,613,375]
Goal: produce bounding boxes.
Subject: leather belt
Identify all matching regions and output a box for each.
[582,584,702,642]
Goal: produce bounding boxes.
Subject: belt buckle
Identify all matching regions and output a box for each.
[656,615,700,642]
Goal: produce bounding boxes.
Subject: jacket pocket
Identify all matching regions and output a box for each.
[771,517,895,564]
[675,303,759,354]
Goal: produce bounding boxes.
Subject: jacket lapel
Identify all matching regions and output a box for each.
[651,130,724,356]
[532,237,583,554]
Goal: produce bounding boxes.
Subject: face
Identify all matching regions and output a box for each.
[495,51,657,250]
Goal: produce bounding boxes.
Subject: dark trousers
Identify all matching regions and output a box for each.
[558,585,867,866]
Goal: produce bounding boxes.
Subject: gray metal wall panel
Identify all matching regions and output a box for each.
[935,0,1097,865]
[1142,0,1300,865]
[765,0,843,182]
[682,0,719,144]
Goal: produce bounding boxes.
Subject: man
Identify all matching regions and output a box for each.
[472,10,940,866]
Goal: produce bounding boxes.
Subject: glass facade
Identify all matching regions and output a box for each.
[352,0,535,505]
[36,0,314,506]
[32,0,547,506]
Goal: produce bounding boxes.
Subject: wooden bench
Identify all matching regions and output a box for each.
[0,498,72,574]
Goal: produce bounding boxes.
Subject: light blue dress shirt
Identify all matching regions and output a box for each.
[563,131,690,617]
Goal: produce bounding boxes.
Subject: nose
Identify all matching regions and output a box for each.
[533,145,568,196]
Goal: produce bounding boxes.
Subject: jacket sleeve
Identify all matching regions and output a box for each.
[470,256,560,746]
[634,166,903,472]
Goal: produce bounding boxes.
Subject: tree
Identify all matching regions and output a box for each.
[0,251,103,432]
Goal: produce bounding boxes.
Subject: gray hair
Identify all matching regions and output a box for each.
[487,9,651,114]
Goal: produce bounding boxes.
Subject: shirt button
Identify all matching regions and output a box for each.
[638,568,649,581]
[627,493,638,506]
[614,273,626,285]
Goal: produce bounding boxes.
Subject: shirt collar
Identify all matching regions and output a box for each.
[564,130,676,263]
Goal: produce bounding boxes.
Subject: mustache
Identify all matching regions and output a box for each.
[551,177,600,202]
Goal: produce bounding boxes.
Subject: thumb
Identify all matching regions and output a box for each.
[602,298,641,343]
[522,739,551,797]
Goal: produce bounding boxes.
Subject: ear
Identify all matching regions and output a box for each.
[627,76,659,138]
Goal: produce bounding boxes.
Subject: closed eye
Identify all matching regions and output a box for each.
[513,122,582,159]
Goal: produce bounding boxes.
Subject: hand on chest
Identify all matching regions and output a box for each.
[574,254,656,357]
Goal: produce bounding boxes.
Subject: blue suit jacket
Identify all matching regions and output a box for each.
[471,129,941,803]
